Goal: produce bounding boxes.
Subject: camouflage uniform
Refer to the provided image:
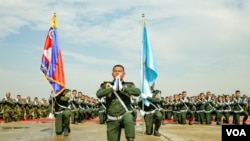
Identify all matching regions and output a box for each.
[2,92,15,123]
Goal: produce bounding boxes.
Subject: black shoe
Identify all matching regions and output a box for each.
[153,130,161,136]
[64,127,69,136]
[56,132,62,135]
[144,132,152,135]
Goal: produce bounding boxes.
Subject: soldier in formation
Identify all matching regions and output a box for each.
[160,90,249,125]
[96,64,141,141]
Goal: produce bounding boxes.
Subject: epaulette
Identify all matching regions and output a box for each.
[100,81,112,88]
[153,89,161,96]
[123,82,135,86]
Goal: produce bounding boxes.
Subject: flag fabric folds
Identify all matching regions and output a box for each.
[40,14,66,97]
[141,16,158,106]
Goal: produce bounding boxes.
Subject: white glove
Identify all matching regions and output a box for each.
[118,76,123,91]
[140,110,145,117]
[140,93,147,99]
[48,113,54,119]
[113,77,118,91]
[113,76,122,91]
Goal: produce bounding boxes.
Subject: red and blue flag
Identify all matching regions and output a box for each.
[40,13,65,97]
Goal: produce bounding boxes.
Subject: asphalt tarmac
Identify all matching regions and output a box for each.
[1,113,250,141]
[0,118,225,141]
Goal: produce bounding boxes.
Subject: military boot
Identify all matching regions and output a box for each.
[63,126,69,136]
[153,129,161,136]
[127,138,134,141]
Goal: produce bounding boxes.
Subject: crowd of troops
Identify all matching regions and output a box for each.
[0,90,101,124]
[160,90,249,125]
[97,89,250,128]
[2,89,249,127]
[0,92,51,123]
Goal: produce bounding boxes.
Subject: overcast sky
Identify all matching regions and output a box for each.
[0,0,250,100]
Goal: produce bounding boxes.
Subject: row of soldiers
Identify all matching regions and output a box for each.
[96,89,250,128]
[0,92,51,123]
[63,90,99,124]
[160,90,249,125]
[0,90,101,124]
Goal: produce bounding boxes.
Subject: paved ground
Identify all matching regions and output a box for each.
[1,114,250,141]
[0,118,224,141]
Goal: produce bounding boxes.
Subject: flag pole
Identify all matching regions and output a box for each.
[51,92,54,136]
[141,13,145,135]
[50,12,57,136]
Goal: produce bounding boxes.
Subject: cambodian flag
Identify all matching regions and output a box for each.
[40,15,65,97]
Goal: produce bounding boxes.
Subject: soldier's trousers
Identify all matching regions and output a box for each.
[186,110,194,123]
[98,111,106,124]
[131,109,137,123]
[55,109,71,134]
[160,110,165,122]
[144,110,162,135]
[172,111,178,122]
[223,111,230,123]
[216,111,223,124]
[106,113,135,141]
[178,110,194,124]
[197,111,205,124]
[177,111,187,124]
[71,110,79,124]
[233,111,249,125]
[205,111,213,124]
[165,111,173,120]
[3,109,13,123]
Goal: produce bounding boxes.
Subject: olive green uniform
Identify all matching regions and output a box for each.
[204,98,216,124]
[231,97,248,125]
[70,96,79,124]
[98,98,107,124]
[214,101,224,125]
[196,99,206,124]
[54,89,72,136]
[96,81,140,141]
[138,90,163,136]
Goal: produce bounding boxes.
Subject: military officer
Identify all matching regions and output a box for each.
[96,64,141,141]
[54,89,72,136]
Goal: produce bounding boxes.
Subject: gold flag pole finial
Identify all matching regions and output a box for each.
[51,12,58,29]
